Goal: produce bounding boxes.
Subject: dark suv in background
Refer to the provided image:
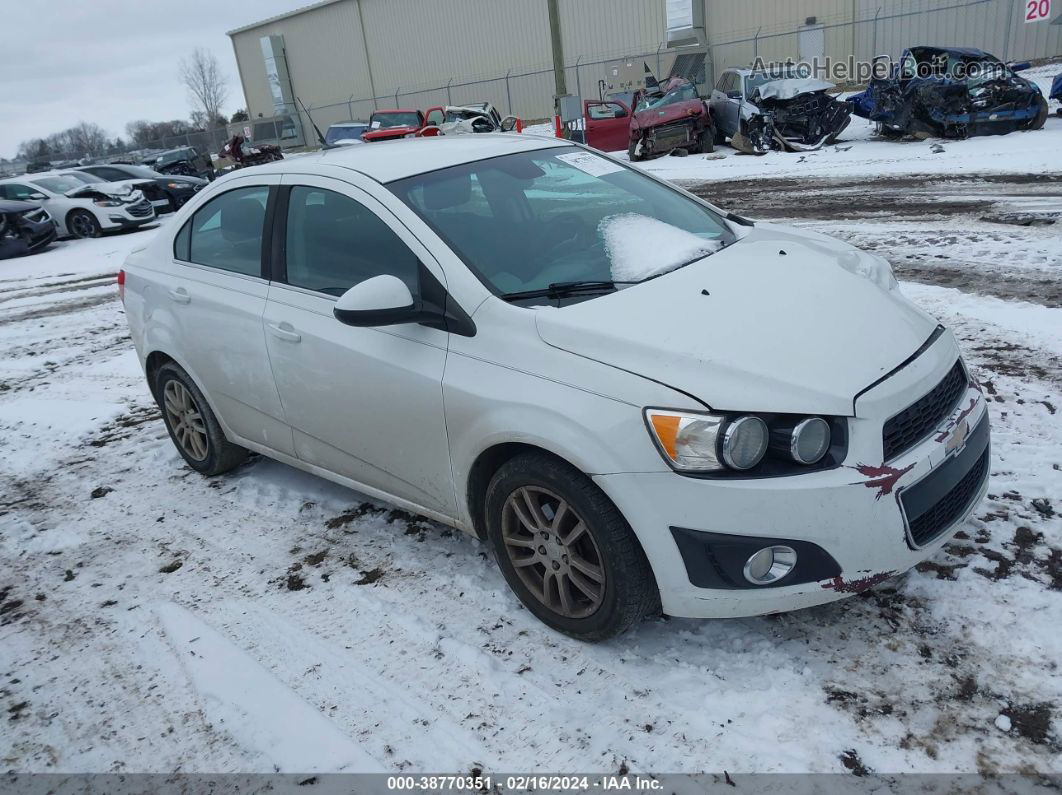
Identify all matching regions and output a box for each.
[76,164,207,213]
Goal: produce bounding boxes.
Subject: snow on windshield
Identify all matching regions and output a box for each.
[600,213,723,283]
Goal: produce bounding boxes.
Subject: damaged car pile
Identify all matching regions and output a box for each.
[850,47,1048,138]
[580,46,1051,159]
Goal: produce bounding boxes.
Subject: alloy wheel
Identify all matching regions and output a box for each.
[70,213,96,238]
[500,485,605,619]
[163,380,209,461]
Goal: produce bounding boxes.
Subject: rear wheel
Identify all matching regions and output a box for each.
[67,210,101,239]
[485,452,658,641]
[155,363,248,476]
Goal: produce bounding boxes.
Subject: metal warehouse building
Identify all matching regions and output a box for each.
[228,0,1062,145]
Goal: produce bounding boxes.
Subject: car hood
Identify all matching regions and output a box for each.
[64,180,146,200]
[534,224,936,416]
[161,175,207,187]
[363,126,418,139]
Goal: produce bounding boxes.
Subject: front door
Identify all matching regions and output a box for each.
[262,175,457,518]
[583,100,631,152]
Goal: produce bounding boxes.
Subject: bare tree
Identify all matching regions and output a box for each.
[179,48,228,130]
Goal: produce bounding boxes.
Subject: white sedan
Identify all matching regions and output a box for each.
[0,172,155,238]
[118,134,989,640]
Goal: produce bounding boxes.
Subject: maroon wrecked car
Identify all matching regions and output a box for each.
[583,77,715,160]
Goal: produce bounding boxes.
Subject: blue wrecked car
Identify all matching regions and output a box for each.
[1051,73,1062,116]
[849,46,1048,138]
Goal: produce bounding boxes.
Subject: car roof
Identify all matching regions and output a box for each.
[910,45,992,58]
[257,133,568,183]
[328,121,369,127]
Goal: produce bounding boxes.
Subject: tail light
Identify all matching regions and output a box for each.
[117,269,126,304]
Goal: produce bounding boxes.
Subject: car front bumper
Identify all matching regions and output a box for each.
[595,334,990,619]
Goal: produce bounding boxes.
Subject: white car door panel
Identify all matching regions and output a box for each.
[167,175,295,456]
[263,174,456,517]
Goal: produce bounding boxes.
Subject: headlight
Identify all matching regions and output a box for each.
[770,417,831,465]
[165,182,185,189]
[93,199,121,207]
[646,408,844,475]
[721,416,769,470]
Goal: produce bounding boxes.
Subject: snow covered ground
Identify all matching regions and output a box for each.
[2,100,1061,777]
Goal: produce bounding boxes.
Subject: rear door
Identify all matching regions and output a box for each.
[164,174,295,455]
[583,100,631,152]
[262,174,456,518]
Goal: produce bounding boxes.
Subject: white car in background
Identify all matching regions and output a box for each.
[0,172,156,238]
[118,135,989,640]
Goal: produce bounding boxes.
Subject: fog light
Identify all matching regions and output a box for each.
[743,545,797,585]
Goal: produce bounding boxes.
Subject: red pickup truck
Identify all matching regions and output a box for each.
[360,109,429,142]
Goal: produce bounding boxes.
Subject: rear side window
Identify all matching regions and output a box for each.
[174,186,268,277]
[284,185,419,296]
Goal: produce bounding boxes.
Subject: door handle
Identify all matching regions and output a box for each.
[267,322,301,343]
[168,287,190,304]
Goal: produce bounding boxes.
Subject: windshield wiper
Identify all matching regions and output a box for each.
[501,280,638,302]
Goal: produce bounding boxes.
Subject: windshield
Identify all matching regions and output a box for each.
[635,82,698,112]
[371,112,421,129]
[325,124,367,144]
[389,146,734,303]
[31,176,88,194]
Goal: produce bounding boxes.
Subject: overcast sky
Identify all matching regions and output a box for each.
[0,0,306,159]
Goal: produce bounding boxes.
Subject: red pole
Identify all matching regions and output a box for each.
[554,115,562,137]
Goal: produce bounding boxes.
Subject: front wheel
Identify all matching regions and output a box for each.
[485,452,658,641]
[1028,96,1048,131]
[67,209,101,239]
[627,138,641,161]
[697,128,715,153]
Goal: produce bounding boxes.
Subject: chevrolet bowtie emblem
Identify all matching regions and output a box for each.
[944,419,970,456]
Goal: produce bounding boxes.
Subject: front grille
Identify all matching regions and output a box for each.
[883,360,966,460]
[905,445,989,547]
[126,199,153,218]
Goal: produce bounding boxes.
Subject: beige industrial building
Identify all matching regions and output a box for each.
[227,0,1062,144]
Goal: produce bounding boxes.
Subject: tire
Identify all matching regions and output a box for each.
[697,128,715,154]
[67,209,101,239]
[155,363,248,476]
[1028,96,1048,131]
[627,139,640,161]
[484,452,659,641]
[713,124,726,146]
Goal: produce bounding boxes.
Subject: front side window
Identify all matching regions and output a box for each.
[0,184,39,200]
[284,186,419,296]
[176,185,268,276]
[30,176,85,194]
[390,147,734,301]
[586,102,625,120]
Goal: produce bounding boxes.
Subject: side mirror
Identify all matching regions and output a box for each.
[726,90,743,100]
[28,193,47,201]
[1007,61,1031,72]
[333,268,477,337]
[499,115,519,132]
[334,275,416,327]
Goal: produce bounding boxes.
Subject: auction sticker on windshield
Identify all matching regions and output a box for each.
[555,151,625,176]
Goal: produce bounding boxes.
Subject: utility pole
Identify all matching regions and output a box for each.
[547,0,567,102]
